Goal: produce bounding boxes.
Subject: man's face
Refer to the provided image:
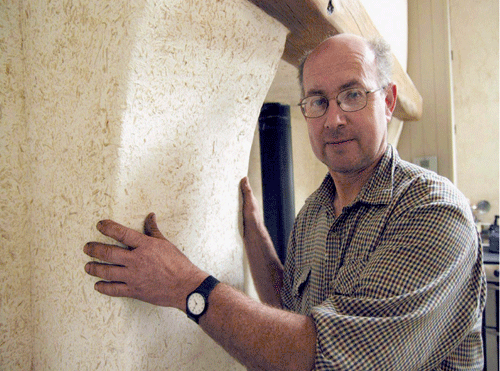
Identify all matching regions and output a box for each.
[302,36,396,176]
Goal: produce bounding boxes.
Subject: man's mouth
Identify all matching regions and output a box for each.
[327,139,353,146]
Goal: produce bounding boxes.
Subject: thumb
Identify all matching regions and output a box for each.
[240,177,261,224]
[240,177,254,205]
[144,212,167,240]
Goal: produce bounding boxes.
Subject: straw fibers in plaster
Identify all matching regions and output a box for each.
[0,2,32,370]
[1,0,287,369]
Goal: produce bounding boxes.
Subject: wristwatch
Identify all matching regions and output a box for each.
[186,275,220,324]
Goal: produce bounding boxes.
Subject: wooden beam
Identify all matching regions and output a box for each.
[249,0,423,121]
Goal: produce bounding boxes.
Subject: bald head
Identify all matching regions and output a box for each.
[298,34,393,97]
[310,34,371,62]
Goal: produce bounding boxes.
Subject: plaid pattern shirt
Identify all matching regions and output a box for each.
[282,145,486,370]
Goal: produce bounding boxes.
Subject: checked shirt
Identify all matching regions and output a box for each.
[281,145,486,370]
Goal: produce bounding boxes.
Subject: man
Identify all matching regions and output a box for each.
[84,34,486,370]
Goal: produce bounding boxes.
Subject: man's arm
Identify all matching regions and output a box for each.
[83,212,316,371]
[200,283,316,371]
[240,177,284,307]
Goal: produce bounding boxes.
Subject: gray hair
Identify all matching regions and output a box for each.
[298,36,393,97]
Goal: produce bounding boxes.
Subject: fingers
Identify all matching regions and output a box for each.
[94,281,130,298]
[84,215,188,306]
[85,261,132,298]
[97,219,147,249]
[84,242,129,265]
[85,261,127,282]
[143,212,167,240]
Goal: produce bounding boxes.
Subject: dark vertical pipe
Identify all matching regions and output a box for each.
[258,103,295,265]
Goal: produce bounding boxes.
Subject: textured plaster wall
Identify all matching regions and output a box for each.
[0,2,32,370]
[0,0,287,369]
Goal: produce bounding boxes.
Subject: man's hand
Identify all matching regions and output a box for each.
[240,177,268,242]
[83,213,208,310]
[240,177,283,307]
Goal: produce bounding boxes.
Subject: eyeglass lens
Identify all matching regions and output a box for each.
[300,88,369,118]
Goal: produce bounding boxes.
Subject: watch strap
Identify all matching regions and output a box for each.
[186,275,220,323]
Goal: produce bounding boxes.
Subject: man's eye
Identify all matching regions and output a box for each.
[310,97,327,107]
[344,89,364,101]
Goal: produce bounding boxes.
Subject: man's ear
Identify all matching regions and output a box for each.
[385,83,398,120]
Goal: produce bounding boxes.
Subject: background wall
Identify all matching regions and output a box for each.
[0,0,288,369]
[399,0,456,183]
[398,0,499,223]
[449,0,498,224]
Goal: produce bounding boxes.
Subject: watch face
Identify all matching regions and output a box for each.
[187,292,206,316]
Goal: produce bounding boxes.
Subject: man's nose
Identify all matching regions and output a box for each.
[324,100,346,129]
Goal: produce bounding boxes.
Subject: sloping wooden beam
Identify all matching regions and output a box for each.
[249,0,423,121]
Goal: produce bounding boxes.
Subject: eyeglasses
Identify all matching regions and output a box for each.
[298,87,385,118]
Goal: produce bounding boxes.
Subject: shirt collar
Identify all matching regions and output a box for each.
[355,144,395,206]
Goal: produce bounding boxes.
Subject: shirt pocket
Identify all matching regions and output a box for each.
[292,266,311,298]
[289,266,313,314]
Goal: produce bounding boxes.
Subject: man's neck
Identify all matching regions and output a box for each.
[329,158,382,217]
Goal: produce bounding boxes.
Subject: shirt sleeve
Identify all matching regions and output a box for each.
[310,198,485,370]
